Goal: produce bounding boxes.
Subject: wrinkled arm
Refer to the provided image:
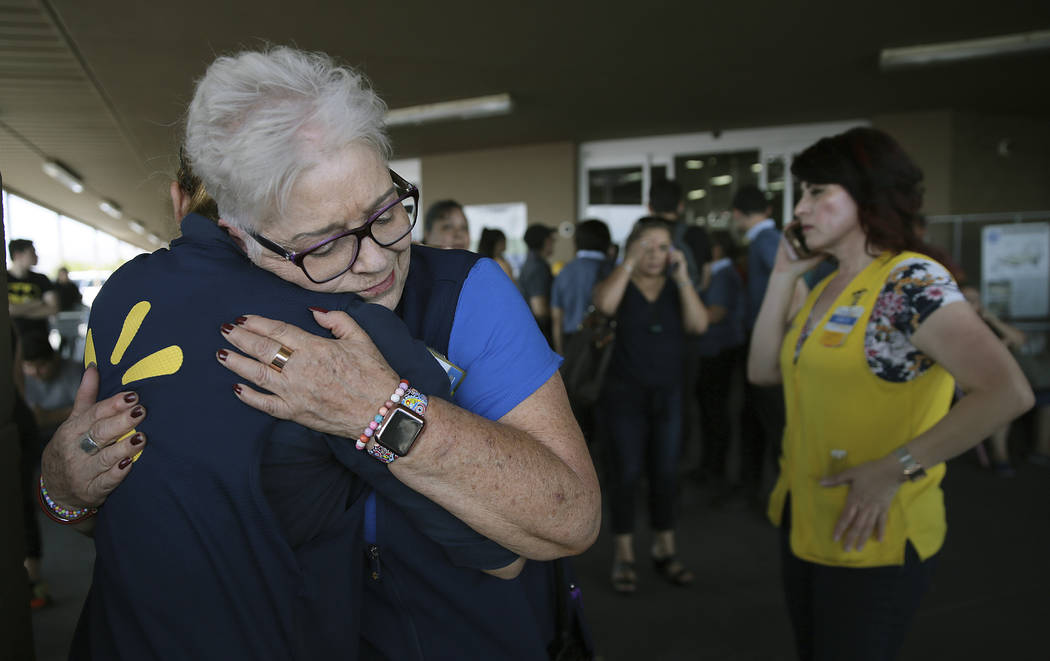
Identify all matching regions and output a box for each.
[391,371,600,559]
[38,367,149,536]
[219,314,601,560]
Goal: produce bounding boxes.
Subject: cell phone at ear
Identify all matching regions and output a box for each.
[785,224,812,260]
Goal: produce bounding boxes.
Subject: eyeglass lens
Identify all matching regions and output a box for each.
[300,192,417,282]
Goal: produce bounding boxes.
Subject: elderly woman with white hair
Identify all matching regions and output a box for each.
[40,46,599,660]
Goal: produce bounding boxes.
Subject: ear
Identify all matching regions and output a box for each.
[170,181,192,220]
[217,218,249,253]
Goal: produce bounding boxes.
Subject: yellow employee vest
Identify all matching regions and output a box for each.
[768,251,955,567]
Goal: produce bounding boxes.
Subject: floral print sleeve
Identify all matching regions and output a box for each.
[866,257,965,382]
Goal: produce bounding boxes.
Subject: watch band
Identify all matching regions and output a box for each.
[894,447,927,482]
[367,442,398,464]
[368,387,428,463]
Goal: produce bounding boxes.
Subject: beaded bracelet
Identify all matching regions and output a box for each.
[367,387,429,464]
[357,379,411,451]
[38,475,98,525]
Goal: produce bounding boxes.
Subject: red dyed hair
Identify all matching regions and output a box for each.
[791,127,926,256]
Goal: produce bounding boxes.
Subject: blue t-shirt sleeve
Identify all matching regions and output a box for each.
[449,258,563,421]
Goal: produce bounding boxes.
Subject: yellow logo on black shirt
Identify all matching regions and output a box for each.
[85,301,184,461]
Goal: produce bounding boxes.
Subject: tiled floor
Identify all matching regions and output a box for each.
[32,450,1050,660]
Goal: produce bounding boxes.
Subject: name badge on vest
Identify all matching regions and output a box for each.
[819,305,864,347]
[428,347,466,395]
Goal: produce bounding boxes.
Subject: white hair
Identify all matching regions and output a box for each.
[184,46,391,239]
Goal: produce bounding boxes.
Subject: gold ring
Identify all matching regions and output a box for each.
[270,345,293,373]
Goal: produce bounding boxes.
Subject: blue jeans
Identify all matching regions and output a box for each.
[601,380,683,535]
[780,501,937,660]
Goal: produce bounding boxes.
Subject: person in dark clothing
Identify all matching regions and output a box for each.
[692,230,746,490]
[519,223,556,342]
[551,219,613,356]
[552,219,613,440]
[7,239,58,340]
[732,185,787,508]
[477,227,514,279]
[593,216,708,594]
[43,46,599,660]
[649,179,701,288]
[10,325,49,608]
[54,267,83,311]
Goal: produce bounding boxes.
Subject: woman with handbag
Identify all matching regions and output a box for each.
[593,216,708,593]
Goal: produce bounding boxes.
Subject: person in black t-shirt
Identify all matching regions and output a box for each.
[593,216,709,594]
[7,239,58,339]
[54,267,83,311]
[519,224,555,343]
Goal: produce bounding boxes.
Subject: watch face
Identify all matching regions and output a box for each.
[377,407,425,456]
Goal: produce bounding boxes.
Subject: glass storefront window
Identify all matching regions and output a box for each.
[588,166,644,205]
[674,150,760,227]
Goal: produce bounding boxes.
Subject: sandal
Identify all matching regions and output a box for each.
[652,555,694,587]
[611,560,637,594]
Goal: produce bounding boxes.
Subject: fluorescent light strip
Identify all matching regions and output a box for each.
[129,221,146,235]
[710,175,733,187]
[386,93,512,127]
[687,189,707,200]
[42,160,84,194]
[99,200,123,219]
[880,29,1050,70]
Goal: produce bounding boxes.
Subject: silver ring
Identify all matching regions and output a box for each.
[270,345,293,373]
[79,432,101,455]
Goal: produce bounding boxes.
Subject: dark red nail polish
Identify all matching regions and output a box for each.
[130,433,144,446]
[131,406,144,419]
[221,323,235,334]
[118,457,132,469]
[308,306,329,314]
[235,316,248,325]
[218,349,228,361]
[233,384,243,395]
[123,392,138,403]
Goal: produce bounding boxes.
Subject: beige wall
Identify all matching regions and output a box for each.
[871,110,954,215]
[420,141,578,262]
[873,109,1050,216]
[949,111,1050,214]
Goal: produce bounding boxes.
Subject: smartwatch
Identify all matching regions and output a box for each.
[369,388,428,464]
[893,447,927,482]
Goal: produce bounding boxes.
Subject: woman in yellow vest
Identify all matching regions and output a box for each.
[748,127,1033,660]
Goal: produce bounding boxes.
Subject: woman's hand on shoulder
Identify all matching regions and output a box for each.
[216,309,396,437]
[40,365,147,510]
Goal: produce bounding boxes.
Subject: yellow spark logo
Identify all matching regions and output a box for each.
[85,301,184,460]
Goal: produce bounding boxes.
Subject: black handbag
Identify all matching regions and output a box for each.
[560,306,616,410]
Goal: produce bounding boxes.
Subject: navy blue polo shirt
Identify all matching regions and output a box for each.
[365,247,574,661]
[745,222,780,329]
[697,258,746,357]
[72,215,514,660]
